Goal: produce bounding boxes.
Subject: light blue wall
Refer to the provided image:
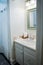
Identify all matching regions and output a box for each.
[0,0,10,59]
[0,1,1,52]
[0,11,3,52]
[0,0,7,3]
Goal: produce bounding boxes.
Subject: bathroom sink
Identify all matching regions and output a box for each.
[23,38,36,42]
[19,37,36,43]
[19,34,36,42]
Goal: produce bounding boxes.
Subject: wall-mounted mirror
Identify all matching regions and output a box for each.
[26,0,37,30]
[27,8,36,29]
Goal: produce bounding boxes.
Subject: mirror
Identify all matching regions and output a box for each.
[26,0,37,30]
[27,9,36,29]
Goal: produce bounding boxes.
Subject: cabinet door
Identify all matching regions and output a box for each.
[15,44,23,65]
[24,54,31,65]
[24,63,30,65]
[24,47,36,57]
[24,53,35,65]
[24,47,36,65]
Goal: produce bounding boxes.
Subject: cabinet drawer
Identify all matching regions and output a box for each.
[15,47,23,53]
[24,53,36,65]
[15,43,23,50]
[24,47,36,57]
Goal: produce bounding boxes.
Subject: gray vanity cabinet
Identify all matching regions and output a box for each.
[15,43,24,65]
[24,47,36,65]
[15,42,36,65]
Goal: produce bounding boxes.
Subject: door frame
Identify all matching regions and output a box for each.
[36,0,43,65]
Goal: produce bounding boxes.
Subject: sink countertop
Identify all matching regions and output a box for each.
[14,38,36,50]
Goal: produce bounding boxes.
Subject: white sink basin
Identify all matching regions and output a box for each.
[19,38,36,43]
[21,38,36,42]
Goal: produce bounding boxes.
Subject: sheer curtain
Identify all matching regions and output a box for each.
[0,0,11,59]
